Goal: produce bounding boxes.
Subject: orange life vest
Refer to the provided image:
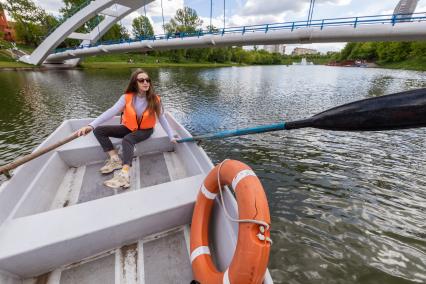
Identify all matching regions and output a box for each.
[121,93,160,131]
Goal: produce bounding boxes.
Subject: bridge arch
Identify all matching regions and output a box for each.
[20,0,155,66]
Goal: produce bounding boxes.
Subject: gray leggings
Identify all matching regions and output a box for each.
[93,125,153,166]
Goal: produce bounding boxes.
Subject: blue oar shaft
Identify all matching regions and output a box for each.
[177,123,286,143]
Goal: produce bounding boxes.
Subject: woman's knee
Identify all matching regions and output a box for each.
[93,126,105,137]
[122,135,135,147]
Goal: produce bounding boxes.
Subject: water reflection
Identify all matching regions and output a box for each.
[0,66,425,283]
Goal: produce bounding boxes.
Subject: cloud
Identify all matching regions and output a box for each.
[141,0,184,18]
[241,0,305,16]
[124,0,184,35]
[34,0,64,16]
[285,42,346,54]
[240,0,351,17]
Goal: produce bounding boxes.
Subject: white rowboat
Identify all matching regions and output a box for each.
[0,114,273,284]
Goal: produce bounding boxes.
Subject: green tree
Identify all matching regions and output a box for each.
[208,47,232,63]
[409,41,426,59]
[206,25,219,33]
[60,0,86,17]
[376,42,411,62]
[164,7,203,34]
[132,16,154,38]
[60,0,102,33]
[339,42,357,60]
[359,42,377,60]
[186,48,211,62]
[162,7,204,62]
[169,49,186,62]
[4,0,44,23]
[4,0,57,46]
[231,47,257,64]
[102,23,129,41]
[346,42,377,60]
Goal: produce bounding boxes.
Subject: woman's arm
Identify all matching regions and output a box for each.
[88,95,126,129]
[76,95,126,136]
[158,112,176,142]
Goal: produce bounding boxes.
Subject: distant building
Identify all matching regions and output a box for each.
[0,6,15,42]
[393,0,419,21]
[291,47,319,56]
[262,44,286,55]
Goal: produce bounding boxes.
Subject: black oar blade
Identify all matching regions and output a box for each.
[286,88,426,131]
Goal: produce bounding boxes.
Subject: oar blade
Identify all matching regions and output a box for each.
[296,89,426,131]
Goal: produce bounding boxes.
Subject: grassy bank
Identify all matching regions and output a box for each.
[0,61,35,68]
[83,53,233,67]
[81,61,236,68]
[82,53,238,68]
[310,57,334,65]
[0,50,238,69]
[376,58,426,71]
[0,51,34,68]
[0,40,36,68]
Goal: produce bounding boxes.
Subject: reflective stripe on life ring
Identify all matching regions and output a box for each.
[190,160,271,284]
[190,246,211,263]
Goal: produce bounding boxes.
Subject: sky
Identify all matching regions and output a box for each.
[5,0,426,53]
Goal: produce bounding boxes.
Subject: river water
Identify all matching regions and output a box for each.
[0,65,425,283]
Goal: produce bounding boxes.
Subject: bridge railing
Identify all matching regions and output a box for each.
[53,12,426,54]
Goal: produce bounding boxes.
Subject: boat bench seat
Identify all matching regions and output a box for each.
[0,174,205,278]
[58,119,174,167]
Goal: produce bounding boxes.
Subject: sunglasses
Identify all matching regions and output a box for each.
[137,78,151,83]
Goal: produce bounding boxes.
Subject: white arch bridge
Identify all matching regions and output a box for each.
[19,0,426,66]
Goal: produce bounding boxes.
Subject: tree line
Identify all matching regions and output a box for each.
[2,0,131,46]
[334,41,426,63]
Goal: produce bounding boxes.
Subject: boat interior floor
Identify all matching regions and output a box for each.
[52,151,188,209]
[13,149,191,219]
[26,225,193,284]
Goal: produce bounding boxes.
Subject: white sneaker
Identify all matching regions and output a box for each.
[104,170,130,189]
[100,156,122,174]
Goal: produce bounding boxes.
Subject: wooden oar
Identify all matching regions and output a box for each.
[0,132,79,179]
[178,88,426,143]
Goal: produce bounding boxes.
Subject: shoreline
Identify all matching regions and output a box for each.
[0,61,238,70]
[1,60,426,72]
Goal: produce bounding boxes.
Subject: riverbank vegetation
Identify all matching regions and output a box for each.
[333,41,426,71]
[84,48,286,65]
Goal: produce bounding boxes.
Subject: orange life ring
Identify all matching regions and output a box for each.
[190,160,271,284]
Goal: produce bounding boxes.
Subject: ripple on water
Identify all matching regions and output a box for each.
[0,67,425,284]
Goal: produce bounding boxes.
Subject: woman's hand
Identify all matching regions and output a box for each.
[76,125,94,137]
[170,134,180,144]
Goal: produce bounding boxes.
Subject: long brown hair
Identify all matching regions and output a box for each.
[125,69,162,116]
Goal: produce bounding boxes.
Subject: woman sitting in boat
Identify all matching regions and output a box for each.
[76,69,177,189]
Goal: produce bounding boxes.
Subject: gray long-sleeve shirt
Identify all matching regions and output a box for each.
[89,95,174,140]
